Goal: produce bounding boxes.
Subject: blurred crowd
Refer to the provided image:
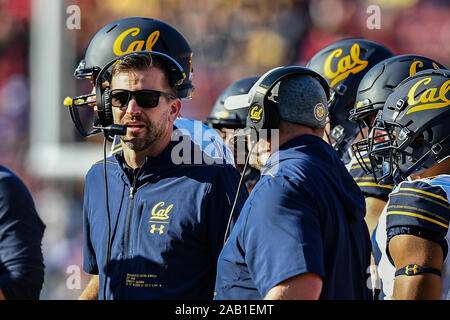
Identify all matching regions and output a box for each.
[0,0,448,299]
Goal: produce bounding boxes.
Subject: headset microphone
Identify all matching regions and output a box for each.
[93,124,128,136]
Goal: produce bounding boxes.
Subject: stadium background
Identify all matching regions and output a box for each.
[0,0,448,299]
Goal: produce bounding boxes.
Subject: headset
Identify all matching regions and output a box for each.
[93,50,186,137]
[223,66,330,245]
[245,66,330,134]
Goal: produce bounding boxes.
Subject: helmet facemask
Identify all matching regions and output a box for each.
[362,115,450,184]
[352,116,394,182]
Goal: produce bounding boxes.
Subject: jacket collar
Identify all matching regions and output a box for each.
[114,129,209,184]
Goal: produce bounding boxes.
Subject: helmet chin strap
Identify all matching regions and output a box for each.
[401,153,430,181]
[397,135,450,183]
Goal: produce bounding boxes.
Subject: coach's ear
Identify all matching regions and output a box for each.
[168,98,182,124]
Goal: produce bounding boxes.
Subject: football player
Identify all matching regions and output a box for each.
[348,54,446,299]
[349,55,446,239]
[359,69,450,299]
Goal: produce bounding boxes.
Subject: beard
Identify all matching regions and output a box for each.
[120,113,168,152]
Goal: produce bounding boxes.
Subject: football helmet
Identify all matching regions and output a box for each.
[363,69,450,183]
[349,54,445,132]
[75,16,194,98]
[205,77,259,129]
[204,77,262,187]
[66,17,194,137]
[306,39,394,159]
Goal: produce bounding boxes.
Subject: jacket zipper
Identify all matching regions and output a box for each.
[122,162,145,260]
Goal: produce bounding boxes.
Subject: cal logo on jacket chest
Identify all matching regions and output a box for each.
[149,201,173,235]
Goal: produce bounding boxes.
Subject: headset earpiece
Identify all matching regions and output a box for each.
[264,99,281,130]
[103,87,113,126]
[246,102,265,131]
[95,78,113,128]
[246,99,280,132]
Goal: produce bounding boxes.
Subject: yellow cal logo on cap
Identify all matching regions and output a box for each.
[406,77,450,114]
[113,27,160,56]
[323,43,369,88]
[249,105,263,121]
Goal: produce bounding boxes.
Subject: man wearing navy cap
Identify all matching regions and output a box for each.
[214,70,372,300]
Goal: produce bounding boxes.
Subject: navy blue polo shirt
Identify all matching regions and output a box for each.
[0,165,45,300]
[214,134,372,300]
[83,136,248,299]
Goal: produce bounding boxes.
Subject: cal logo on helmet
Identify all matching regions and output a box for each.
[406,77,450,114]
[113,28,160,56]
[323,43,369,88]
[216,110,230,119]
[249,105,263,123]
[409,60,441,76]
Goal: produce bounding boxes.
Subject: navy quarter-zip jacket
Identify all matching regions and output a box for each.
[82,136,248,300]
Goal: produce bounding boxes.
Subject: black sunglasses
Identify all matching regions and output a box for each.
[110,89,177,109]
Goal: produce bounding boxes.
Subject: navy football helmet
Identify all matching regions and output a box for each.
[66,17,194,137]
[361,69,450,183]
[75,16,194,98]
[306,39,394,159]
[350,54,445,133]
[205,77,259,129]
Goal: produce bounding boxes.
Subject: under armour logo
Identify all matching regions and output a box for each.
[150,224,165,235]
[405,264,418,275]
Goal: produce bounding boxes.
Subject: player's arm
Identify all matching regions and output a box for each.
[385,181,449,300]
[78,275,99,300]
[389,234,443,299]
[264,273,322,300]
[364,196,387,239]
[0,289,5,300]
